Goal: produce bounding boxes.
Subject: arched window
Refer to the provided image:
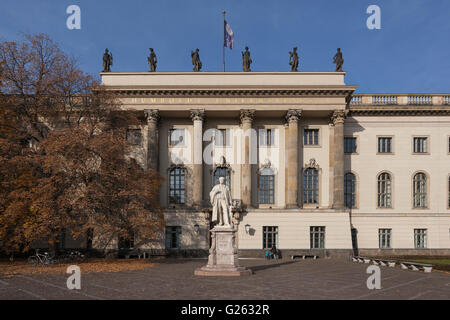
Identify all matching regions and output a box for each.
[344,173,356,208]
[169,167,185,204]
[213,167,231,189]
[413,172,427,208]
[377,172,392,208]
[303,168,319,204]
[259,167,274,204]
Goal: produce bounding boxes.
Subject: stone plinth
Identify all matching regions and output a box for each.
[194,226,252,276]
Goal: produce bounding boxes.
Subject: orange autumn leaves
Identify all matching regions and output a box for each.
[0,34,164,254]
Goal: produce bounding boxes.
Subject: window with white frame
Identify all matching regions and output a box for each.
[378,137,392,153]
[310,226,325,249]
[165,226,181,249]
[118,231,135,249]
[303,168,319,204]
[169,167,185,204]
[169,128,185,146]
[127,129,142,146]
[259,128,275,146]
[413,173,427,208]
[262,226,278,249]
[414,229,427,249]
[344,172,356,208]
[378,229,391,249]
[448,137,450,153]
[214,129,230,147]
[413,137,428,153]
[344,137,357,153]
[377,172,392,208]
[303,129,319,146]
[258,167,275,204]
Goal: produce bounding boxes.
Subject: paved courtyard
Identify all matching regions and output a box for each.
[1,258,449,300]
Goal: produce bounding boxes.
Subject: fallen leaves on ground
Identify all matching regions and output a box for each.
[0,259,155,276]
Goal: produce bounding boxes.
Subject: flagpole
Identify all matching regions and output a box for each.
[222,10,225,72]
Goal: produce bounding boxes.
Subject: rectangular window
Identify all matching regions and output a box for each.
[414,229,427,249]
[413,137,428,153]
[165,226,182,249]
[303,129,319,146]
[378,229,392,249]
[169,129,185,146]
[259,175,274,204]
[448,137,450,154]
[118,232,135,249]
[344,137,357,153]
[310,226,325,249]
[378,137,392,153]
[262,226,278,249]
[214,129,230,146]
[259,129,275,146]
[127,129,142,146]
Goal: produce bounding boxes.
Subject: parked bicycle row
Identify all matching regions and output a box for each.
[27,249,86,266]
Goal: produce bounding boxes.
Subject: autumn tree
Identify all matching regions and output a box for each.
[0,34,164,254]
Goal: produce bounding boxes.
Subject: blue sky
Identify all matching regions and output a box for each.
[1,0,449,93]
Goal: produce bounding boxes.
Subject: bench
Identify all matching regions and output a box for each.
[122,248,146,259]
[352,256,368,263]
[291,255,318,260]
[400,261,433,273]
[372,258,396,267]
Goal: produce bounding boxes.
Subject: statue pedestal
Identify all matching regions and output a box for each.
[194,226,252,276]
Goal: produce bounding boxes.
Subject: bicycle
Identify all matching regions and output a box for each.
[28,249,57,266]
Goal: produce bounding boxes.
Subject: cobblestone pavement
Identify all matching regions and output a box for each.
[1,258,449,300]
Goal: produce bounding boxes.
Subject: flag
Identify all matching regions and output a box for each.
[224,20,234,49]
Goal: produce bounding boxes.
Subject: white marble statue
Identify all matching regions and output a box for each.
[209,177,233,227]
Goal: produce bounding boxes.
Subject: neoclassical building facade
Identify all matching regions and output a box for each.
[100,71,450,257]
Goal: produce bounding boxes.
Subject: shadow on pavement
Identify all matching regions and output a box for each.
[249,260,298,272]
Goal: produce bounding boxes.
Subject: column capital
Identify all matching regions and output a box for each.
[240,109,255,123]
[144,109,160,123]
[190,109,205,122]
[285,109,302,123]
[331,110,347,125]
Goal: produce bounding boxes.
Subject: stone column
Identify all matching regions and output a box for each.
[285,109,302,208]
[240,109,255,208]
[331,110,346,209]
[144,109,160,171]
[190,109,205,208]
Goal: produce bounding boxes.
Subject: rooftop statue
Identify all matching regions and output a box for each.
[289,47,299,72]
[147,48,157,72]
[191,48,202,72]
[242,46,252,72]
[102,48,113,72]
[333,48,344,72]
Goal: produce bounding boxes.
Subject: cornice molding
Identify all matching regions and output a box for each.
[107,88,355,97]
[349,107,450,116]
